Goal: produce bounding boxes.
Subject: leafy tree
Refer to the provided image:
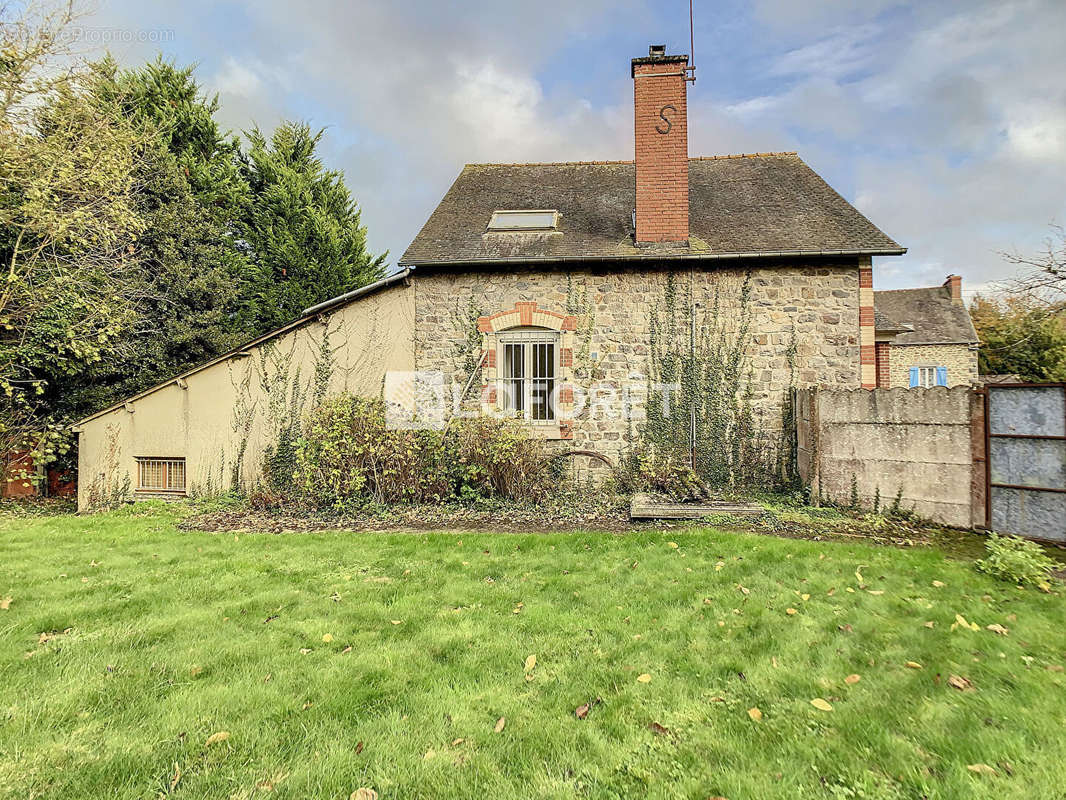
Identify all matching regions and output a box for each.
[1,1,148,484]
[971,295,1066,381]
[60,58,255,418]
[240,122,385,331]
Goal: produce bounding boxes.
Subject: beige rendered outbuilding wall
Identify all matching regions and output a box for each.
[887,342,978,388]
[76,283,415,510]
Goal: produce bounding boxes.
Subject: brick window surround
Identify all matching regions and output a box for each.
[476,302,578,440]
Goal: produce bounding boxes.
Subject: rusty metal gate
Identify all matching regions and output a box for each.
[985,383,1066,542]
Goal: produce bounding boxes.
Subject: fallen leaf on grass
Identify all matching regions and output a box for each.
[512,603,524,614]
[648,721,671,736]
[205,731,230,747]
[923,621,935,628]
[967,763,996,776]
[747,707,763,721]
[838,624,853,633]
[423,749,436,760]
[905,661,923,669]
[494,717,506,733]
[190,665,203,678]
[636,673,652,683]
[932,580,946,588]
[302,701,313,711]
[350,790,378,800]
[715,561,725,571]
[0,596,11,610]
[948,675,974,691]
[355,741,364,754]
[256,771,289,792]
[322,633,333,643]
[800,593,810,601]
[737,585,750,596]
[1047,665,1064,673]
[341,646,353,654]
[867,590,884,596]
[451,738,464,746]
[952,614,980,632]
[390,620,402,626]
[844,674,861,685]
[986,623,1009,636]
[786,608,798,616]
[299,648,312,655]
[524,654,537,673]
[810,698,833,711]
[667,541,679,549]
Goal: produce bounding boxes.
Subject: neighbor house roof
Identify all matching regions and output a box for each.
[399,152,905,267]
[873,285,979,345]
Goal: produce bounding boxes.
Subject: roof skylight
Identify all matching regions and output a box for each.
[487,210,559,231]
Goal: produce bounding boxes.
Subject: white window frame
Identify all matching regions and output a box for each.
[496,329,559,423]
[135,457,187,494]
[487,210,560,232]
[916,366,940,388]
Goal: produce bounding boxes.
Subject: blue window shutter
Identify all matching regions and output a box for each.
[935,367,948,386]
[909,367,919,387]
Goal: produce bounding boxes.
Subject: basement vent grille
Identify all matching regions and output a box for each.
[136,457,186,493]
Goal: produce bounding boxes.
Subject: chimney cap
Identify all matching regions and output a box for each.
[631,46,688,76]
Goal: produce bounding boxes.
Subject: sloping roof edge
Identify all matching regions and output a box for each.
[73,269,412,428]
[400,247,907,268]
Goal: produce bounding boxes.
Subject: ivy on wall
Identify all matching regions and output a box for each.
[641,270,790,490]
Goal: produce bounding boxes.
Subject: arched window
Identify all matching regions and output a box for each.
[497,327,559,422]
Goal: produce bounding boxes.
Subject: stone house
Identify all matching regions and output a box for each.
[873,275,980,388]
[73,45,975,509]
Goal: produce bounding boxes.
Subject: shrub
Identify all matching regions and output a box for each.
[287,395,554,508]
[448,415,554,501]
[621,454,710,502]
[976,533,1056,587]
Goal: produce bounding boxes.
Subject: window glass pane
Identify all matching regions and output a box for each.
[503,343,524,379]
[529,379,556,421]
[510,380,524,412]
[488,211,557,230]
[532,342,554,379]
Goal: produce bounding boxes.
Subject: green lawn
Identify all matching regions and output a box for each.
[1,505,1064,799]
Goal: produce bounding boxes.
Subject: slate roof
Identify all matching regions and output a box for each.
[874,285,979,344]
[399,153,905,267]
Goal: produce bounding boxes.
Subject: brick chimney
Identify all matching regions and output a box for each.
[944,274,962,304]
[632,45,689,243]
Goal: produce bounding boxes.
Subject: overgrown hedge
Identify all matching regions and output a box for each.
[262,395,555,509]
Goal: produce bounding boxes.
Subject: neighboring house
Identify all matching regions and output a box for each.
[873,275,980,388]
[73,45,970,509]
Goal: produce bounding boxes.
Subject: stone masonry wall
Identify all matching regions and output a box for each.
[413,261,862,466]
[887,343,979,388]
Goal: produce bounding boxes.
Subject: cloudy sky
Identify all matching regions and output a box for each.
[74,0,1066,293]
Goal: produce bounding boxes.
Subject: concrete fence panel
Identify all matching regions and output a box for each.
[797,386,980,528]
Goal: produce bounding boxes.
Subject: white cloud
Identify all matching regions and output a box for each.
[210,58,264,98]
[72,0,1066,289]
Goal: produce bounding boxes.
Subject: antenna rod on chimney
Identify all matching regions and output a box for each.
[689,0,695,80]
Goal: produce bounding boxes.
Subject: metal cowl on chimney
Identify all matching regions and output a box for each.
[632,45,689,244]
